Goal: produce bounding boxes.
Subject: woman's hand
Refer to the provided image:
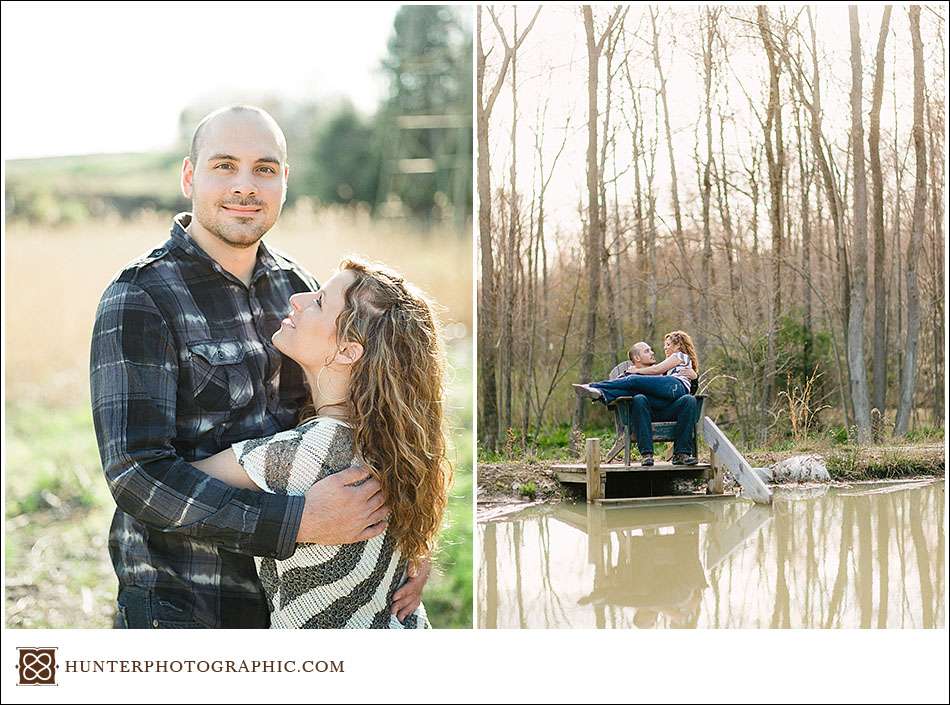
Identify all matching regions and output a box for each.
[391,557,431,622]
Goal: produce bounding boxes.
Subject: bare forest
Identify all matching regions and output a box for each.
[477,5,946,453]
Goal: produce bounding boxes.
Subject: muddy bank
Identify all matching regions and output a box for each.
[477,462,568,510]
[478,443,945,508]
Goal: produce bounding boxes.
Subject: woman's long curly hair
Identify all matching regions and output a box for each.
[307,258,450,570]
[665,330,699,373]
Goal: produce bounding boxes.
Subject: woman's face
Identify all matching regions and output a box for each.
[272,269,357,370]
[663,336,677,357]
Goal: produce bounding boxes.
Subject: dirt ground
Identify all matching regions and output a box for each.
[476,462,568,506]
[477,443,946,510]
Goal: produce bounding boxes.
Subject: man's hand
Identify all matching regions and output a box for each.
[391,557,431,623]
[297,466,390,544]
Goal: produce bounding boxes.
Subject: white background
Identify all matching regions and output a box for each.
[1,628,949,703]
[1,2,399,158]
[2,2,949,703]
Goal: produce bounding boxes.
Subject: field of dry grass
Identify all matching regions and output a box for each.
[4,208,474,628]
[5,206,472,407]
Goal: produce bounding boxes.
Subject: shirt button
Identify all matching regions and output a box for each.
[152,619,159,627]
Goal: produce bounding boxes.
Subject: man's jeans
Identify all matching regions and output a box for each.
[591,373,687,405]
[630,394,698,456]
[113,586,207,629]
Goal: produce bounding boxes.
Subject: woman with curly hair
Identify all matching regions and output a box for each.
[193,258,449,629]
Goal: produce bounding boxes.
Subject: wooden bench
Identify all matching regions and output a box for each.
[600,361,706,467]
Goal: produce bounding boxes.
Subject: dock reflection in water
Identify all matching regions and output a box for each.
[478,480,945,628]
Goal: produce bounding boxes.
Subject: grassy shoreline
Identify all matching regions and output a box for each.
[477,441,945,506]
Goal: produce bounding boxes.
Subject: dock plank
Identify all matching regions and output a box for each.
[595,493,736,507]
[702,418,773,505]
[552,462,712,472]
[555,463,712,485]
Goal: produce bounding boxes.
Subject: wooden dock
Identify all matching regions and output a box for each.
[553,423,772,505]
[553,460,715,483]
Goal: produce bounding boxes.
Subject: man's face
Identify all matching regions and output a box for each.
[634,343,656,366]
[181,113,288,249]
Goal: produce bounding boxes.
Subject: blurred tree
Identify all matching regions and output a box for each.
[304,102,381,206]
[376,5,473,222]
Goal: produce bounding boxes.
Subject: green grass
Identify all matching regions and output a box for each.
[425,343,474,628]
[6,152,187,226]
[5,402,119,628]
[425,468,473,628]
[479,422,663,463]
[5,342,473,629]
[518,481,538,500]
[6,151,184,199]
[905,425,944,443]
[5,404,111,517]
[825,446,945,482]
[483,417,946,464]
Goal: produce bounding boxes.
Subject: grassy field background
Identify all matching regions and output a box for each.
[4,208,473,628]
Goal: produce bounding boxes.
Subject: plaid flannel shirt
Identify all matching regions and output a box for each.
[90,213,319,628]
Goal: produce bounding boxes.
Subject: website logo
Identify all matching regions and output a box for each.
[17,647,58,686]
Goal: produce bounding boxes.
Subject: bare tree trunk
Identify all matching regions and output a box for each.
[745,144,766,325]
[522,186,536,445]
[476,7,541,451]
[925,48,945,424]
[600,24,623,365]
[522,113,539,446]
[757,6,784,433]
[870,6,892,415]
[895,5,927,437]
[573,6,621,444]
[630,98,645,303]
[501,7,520,435]
[892,50,904,410]
[802,7,851,346]
[644,100,659,343]
[476,8,499,451]
[624,59,655,343]
[793,96,814,372]
[524,99,569,444]
[699,8,718,352]
[848,5,872,443]
[650,6,695,323]
[714,111,739,322]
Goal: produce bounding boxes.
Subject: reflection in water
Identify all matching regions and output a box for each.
[477,481,945,628]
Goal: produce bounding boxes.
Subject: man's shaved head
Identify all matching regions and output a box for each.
[181,105,290,251]
[629,342,651,363]
[189,105,287,166]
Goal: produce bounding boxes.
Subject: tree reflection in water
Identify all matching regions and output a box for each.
[477,481,945,628]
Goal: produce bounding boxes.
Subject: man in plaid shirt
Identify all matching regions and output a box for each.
[90,106,426,628]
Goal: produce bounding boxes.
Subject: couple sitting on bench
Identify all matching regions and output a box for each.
[574,330,700,466]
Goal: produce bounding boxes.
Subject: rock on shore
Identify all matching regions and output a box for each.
[755,454,831,484]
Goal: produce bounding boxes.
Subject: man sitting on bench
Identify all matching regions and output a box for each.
[609,342,699,467]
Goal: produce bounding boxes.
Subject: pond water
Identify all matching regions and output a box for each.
[478,480,944,628]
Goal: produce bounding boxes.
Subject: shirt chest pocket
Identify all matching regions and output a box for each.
[186,339,254,412]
